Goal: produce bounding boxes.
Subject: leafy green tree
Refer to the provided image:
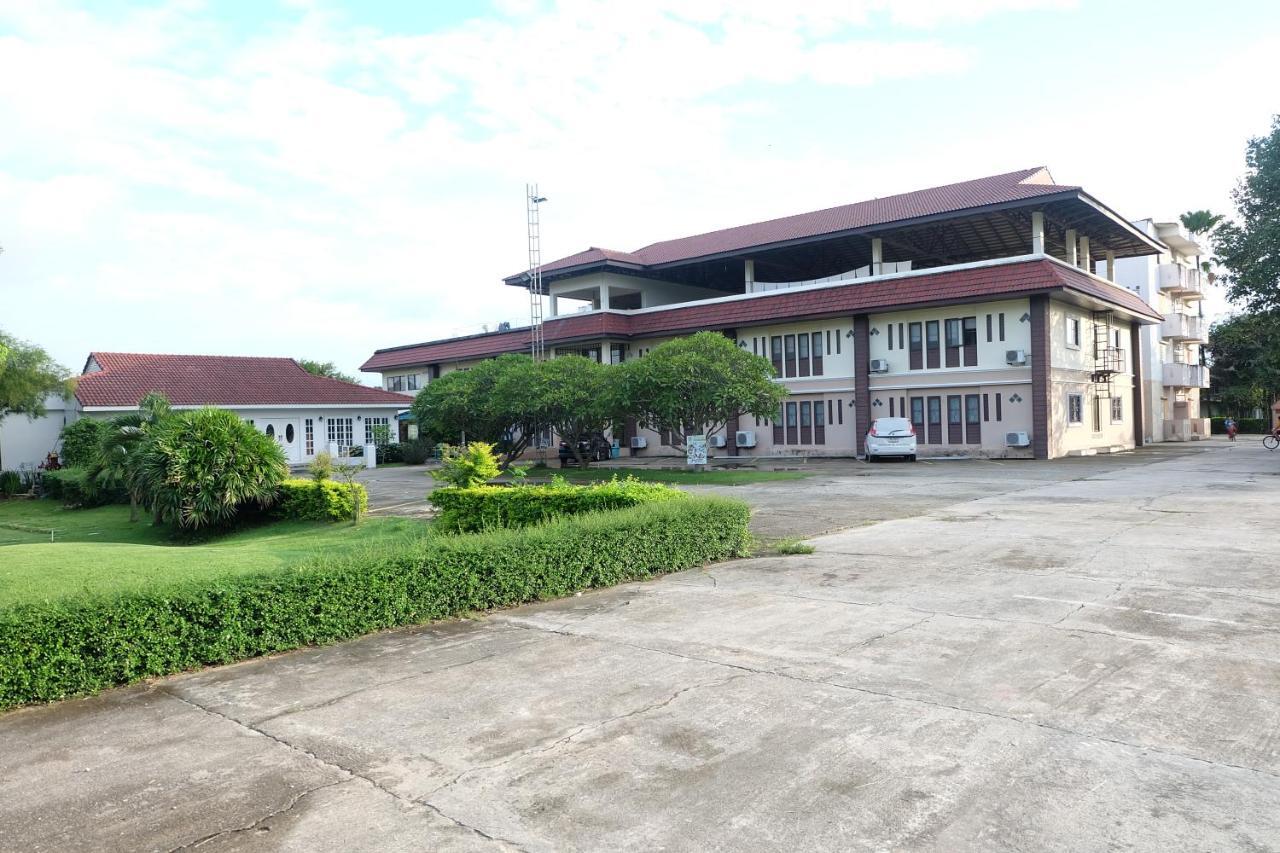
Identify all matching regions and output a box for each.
[1213,115,1280,312]
[135,407,288,529]
[297,359,357,384]
[1206,311,1280,417]
[412,354,542,468]
[0,329,72,424]
[58,418,111,468]
[617,332,787,453]
[521,356,617,468]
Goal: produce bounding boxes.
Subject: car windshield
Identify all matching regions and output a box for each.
[873,418,912,436]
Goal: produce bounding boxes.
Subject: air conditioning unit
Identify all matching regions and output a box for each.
[1005,431,1031,447]
[735,430,757,448]
[629,436,648,449]
[709,435,727,448]
[869,358,890,373]
[1006,349,1028,366]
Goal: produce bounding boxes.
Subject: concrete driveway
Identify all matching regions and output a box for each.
[3,439,1278,851]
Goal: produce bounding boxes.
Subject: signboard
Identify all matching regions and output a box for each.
[686,434,708,467]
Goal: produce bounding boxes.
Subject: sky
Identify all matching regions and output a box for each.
[2,0,1278,383]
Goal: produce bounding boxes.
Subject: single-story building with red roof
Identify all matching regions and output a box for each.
[0,353,411,470]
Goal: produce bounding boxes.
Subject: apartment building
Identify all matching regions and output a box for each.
[364,168,1164,460]
[1107,219,1210,442]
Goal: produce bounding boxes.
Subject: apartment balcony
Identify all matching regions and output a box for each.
[1157,263,1204,300]
[1160,312,1208,342]
[1163,418,1211,442]
[1162,362,1210,388]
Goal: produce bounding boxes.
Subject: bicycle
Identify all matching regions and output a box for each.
[1265,431,1279,450]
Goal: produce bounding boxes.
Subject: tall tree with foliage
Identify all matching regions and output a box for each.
[411,354,542,467]
[1214,115,1280,312]
[617,331,788,453]
[0,330,72,422]
[523,355,617,468]
[297,359,357,384]
[1207,311,1280,417]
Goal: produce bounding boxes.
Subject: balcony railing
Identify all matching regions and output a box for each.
[1160,312,1207,342]
[1162,362,1210,388]
[1158,263,1203,299]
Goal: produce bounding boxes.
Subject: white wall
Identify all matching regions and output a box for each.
[0,395,78,471]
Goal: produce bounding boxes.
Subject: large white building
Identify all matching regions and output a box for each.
[1108,219,1210,443]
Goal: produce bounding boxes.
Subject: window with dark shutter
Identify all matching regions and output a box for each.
[996,393,1003,421]
[800,401,813,444]
[911,397,925,441]
[773,407,784,445]
[771,336,783,376]
[797,333,810,377]
[786,402,799,445]
[887,325,894,350]
[945,319,961,368]
[998,313,1005,341]
[947,395,963,443]
[983,393,990,422]
[889,397,895,417]
[909,322,923,370]
[811,332,823,376]
[814,401,826,444]
[927,396,942,444]
[962,317,978,366]
[837,399,843,424]
[784,335,797,378]
[926,321,941,369]
[986,314,992,343]
[965,394,981,444]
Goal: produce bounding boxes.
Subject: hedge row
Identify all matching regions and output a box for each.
[0,496,751,709]
[429,478,682,533]
[274,479,368,522]
[41,467,126,508]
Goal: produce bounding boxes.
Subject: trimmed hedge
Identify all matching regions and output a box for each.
[275,479,368,522]
[0,496,750,709]
[429,478,683,533]
[1209,416,1269,434]
[58,418,110,468]
[41,466,124,507]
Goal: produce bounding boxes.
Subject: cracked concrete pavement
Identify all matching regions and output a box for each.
[3,439,1279,851]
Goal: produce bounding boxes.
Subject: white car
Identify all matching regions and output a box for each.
[865,416,917,462]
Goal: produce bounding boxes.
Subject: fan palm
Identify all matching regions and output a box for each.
[91,392,173,522]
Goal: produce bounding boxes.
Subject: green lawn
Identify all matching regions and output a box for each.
[0,500,432,608]
[529,466,813,485]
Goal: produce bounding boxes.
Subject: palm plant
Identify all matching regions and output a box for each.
[91,392,173,522]
[1180,210,1223,238]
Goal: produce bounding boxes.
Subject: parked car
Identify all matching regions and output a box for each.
[558,432,612,466]
[865,417,917,462]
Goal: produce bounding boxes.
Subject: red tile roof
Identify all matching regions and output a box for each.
[363,259,1159,370]
[76,353,411,409]
[510,168,1075,280]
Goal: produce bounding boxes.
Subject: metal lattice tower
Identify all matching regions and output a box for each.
[526,184,547,361]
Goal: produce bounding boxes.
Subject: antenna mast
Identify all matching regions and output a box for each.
[526,184,547,361]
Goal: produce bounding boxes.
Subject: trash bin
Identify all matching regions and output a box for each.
[610,441,621,459]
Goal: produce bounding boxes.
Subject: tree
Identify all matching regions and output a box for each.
[135,407,288,529]
[91,393,174,523]
[297,359,357,384]
[1180,210,1223,238]
[1213,115,1280,312]
[0,330,72,423]
[617,332,787,453]
[411,354,542,468]
[522,355,617,468]
[1206,311,1280,417]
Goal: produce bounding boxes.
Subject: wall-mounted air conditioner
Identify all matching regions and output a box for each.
[1006,350,1028,366]
[869,358,890,373]
[709,435,727,448]
[630,436,648,449]
[1005,431,1031,447]
[735,430,757,448]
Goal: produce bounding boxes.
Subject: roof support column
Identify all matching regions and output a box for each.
[854,315,871,458]
[600,284,611,310]
[1064,229,1077,266]
[745,259,755,294]
[1078,235,1090,271]
[871,238,883,275]
[1031,211,1045,254]
[1105,251,1116,282]
[549,293,559,316]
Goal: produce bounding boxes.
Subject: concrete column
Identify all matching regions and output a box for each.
[1078,235,1090,270]
[1029,295,1051,460]
[871,238,883,275]
[744,259,755,294]
[1105,251,1116,281]
[549,294,559,316]
[600,285,611,310]
[854,315,871,457]
[1031,211,1045,254]
[1064,229,1077,266]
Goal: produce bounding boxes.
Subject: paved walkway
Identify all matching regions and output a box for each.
[2,439,1278,851]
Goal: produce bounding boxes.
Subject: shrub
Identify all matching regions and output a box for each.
[136,408,288,529]
[377,442,404,463]
[40,466,122,507]
[429,477,683,533]
[274,478,368,522]
[399,439,433,464]
[0,496,751,708]
[309,451,334,482]
[58,418,110,467]
[432,441,501,488]
[1209,416,1268,434]
[0,470,23,496]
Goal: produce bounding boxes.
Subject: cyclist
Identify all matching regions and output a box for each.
[1224,416,1238,442]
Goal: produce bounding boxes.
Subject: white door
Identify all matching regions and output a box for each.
[261,419,302,464]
